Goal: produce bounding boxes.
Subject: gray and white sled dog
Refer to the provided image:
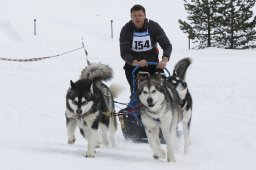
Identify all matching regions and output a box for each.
[65,62,120,158]
[168,58,193,154]
[137,57,192,162]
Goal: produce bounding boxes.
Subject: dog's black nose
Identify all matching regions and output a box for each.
[182,82,187,88]
[76,109,82,115]
[147,97,153,105]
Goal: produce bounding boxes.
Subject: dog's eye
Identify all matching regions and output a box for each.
[82,101,88,106]
[72,101,78,105]
[143,91,148,94]
[152,90,156,93]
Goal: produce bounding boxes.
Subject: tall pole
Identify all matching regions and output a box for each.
[34,19,37,36]
[110,20,113,39]
[188,37,190,50]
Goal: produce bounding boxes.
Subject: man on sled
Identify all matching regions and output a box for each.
[119,4,172,142]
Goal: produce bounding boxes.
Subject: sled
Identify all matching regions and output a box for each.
[118,62,170,143]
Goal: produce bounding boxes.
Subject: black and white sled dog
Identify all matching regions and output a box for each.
[137,58,192,162]
[65,62,119,158]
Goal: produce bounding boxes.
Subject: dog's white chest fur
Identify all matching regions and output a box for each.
[144,104,167,119]
[78,111,99,128]
[141,104,172,127]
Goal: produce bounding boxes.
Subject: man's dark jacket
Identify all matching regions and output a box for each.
[119,18,172,65]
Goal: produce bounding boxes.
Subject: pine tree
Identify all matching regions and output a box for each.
[179,0,256,49]
[179,0,216,49]
[213,0,256,49]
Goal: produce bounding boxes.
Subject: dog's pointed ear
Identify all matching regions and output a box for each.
[70,80,75,89]
[137,77,147,91]
[137,85,143,95]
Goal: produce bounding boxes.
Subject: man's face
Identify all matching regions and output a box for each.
[131,10,146,29]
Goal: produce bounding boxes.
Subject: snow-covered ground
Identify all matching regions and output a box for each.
[1,0,256,169]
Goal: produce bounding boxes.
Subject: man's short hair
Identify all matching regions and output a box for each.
[130,4,146,14]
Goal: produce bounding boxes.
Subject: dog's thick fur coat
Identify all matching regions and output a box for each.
[138,58,192,162]
[65,63,118,157]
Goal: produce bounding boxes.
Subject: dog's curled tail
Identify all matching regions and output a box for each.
[80,63,113,81]
[173,57,192,81]
[109,83,124,99]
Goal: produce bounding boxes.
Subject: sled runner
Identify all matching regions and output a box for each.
[118,62,170,143]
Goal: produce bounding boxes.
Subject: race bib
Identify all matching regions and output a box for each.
[132,30,153,52]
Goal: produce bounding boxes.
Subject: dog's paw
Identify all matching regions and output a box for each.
[167,157,176,162]
[67,137,76,144]
[167,154,176,162]
[154,149,166,159]
[85,154,95,158]
[85,150,95,158]
[153,154,159,159]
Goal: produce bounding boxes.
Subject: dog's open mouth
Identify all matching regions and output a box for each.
[148,102,157,108]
